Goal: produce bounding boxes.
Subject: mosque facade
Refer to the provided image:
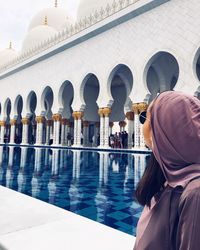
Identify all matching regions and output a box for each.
[0,0,200,150]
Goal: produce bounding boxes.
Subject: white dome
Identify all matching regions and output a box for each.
[77,0,112,21]
[22,24,57,53]
[0,47,18,68]
[28,7,74,31]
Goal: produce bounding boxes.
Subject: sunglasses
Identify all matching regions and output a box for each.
[138,91,173,124]
[139,111,150,124]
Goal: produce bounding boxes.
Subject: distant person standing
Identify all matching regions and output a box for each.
[67,132,72,146]
[110,134,115,148]
[97,133,100,146]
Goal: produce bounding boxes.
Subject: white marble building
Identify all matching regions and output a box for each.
[0,0,200,150]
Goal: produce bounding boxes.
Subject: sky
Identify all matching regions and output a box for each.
[0,0,80,51]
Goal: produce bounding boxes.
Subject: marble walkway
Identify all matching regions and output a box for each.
[0,186,135,250]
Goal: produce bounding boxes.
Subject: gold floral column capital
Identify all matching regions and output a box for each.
[126,112,134,121]
[132,103,139,115]
[76,111,84,120]
[73,111,84,120]
[36,116,45,124]
[10,119,17,126]
[72,112,78,120]
[52,113,62,122]
[21,118,30,125]
[0,121,6,126]
[103,107,111,117]
[98,108,104,117]
[138,102,148,113]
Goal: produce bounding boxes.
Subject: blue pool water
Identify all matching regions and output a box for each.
[0,146,150,236]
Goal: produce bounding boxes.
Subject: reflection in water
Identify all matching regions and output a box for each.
[18,148,34,194]
[0,146,150,236]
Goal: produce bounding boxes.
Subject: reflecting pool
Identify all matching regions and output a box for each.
[0,146,150,236]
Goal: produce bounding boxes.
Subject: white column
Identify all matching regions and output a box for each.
[38,123,44,144]
[99,115,104,147]
[52,114,61,146]
[134,113,140,148]
[22,124,29,144]
[140,123,146,148]
[10,119,16,144]
[46,125,50,145]
[21,118,29,144]
[104,116,110,148]
[53,121,57,144]
[77,118,82,147]
[45,120,52,145]
[61,123,65,145]
[60,118,68,145]
[132,104,140,149]
[72,112,83,147]
[128,120,134,148]
[56,120,61,145]
[0,122,5,144]
[126,112,134,149]
[104,108,111,148]
[73,119,78,146]
[137,103,148,149]
[35,116,44,145]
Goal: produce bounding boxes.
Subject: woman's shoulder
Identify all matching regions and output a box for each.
[180,178,200,204]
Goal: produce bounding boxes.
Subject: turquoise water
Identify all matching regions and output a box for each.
[0,146,150,236]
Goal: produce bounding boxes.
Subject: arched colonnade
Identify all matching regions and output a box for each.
[0,50,200,150]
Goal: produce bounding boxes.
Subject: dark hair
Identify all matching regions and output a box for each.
[135,153,166,208]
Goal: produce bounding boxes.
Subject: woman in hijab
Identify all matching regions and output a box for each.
[134,91,200,250]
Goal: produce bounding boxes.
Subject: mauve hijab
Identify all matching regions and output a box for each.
[150,90,200,188]
[134,91,200,249]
